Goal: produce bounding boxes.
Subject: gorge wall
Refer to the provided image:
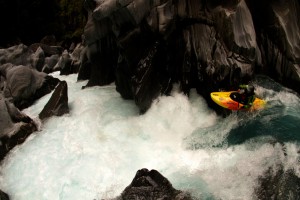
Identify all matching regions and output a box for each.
[79,0,300,113]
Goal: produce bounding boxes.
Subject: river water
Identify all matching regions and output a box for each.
[0,72,299,200]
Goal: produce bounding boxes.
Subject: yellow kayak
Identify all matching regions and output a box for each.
[210,91,266,111]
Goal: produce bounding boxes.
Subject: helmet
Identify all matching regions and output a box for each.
[246,85,254,94]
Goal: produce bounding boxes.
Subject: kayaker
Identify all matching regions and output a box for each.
[238,84,255,108]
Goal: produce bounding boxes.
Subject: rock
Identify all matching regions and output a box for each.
[0,44,32,66]
[0,63,14,78]
[118,168,192,200]
[246,0,300,94]
[32,75,60,106]
[115,26,155,100]
[53,50,73,75]
[131,40,172,113]
[29,43,63,57]
[0,93,37,161]
[0,190,9,200]
[44,54,60,72]
[30,46,45,71]
[2,65,60,110]
[3,65,47,109]
[39,81,69,121]
[82,36,118,88]
[0,94,17,138]
[255,165,300,200]
[77,47,91,81]
[41,64,51,74]
[1,64,59,110]
[0,121,37,161]
[70,43,85,73]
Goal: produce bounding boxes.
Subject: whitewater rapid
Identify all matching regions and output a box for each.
[0,72,299,200]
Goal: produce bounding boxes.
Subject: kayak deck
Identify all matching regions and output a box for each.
[210,92,265,111]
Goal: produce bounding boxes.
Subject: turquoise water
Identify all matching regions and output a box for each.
[0,73,299,200]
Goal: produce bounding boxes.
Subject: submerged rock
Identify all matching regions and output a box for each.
[117,168,192,200]
[0,190,9,200]
[255,166,300,200]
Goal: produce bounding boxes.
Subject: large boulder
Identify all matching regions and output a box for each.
[1,65,59,109]
[117,168,192,200]
[246,0,300,93]
[0,44,32,66]
[0,93,37,161]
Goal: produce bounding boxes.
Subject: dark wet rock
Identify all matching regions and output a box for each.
[115,26,156,100]
[0,121,37,162]
[0,43,61,73]
[29,43,63,57]
[2,65,59,110]
[44,54,60,73]
[3,65,47,108]
[41,64,51,74]
[39,81,69,121]
[77,46,91,81]
[0,63,13,78]
[0,44,32,66]
[117,168,192,200]
[255,165,300,200]
[33,75,60,105]
[30,46,45,71]
[0,190,9,200]
[54,50,73,75]
[82,35,118,88]
[0,93,37,161]
[246,0,300,94]
[132,40,172,113]
[0,95,19,138]
[70,43,85,73]
[0,77,4,91]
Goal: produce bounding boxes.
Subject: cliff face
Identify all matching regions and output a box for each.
[246,0,300,92]
[79,0,300,112]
